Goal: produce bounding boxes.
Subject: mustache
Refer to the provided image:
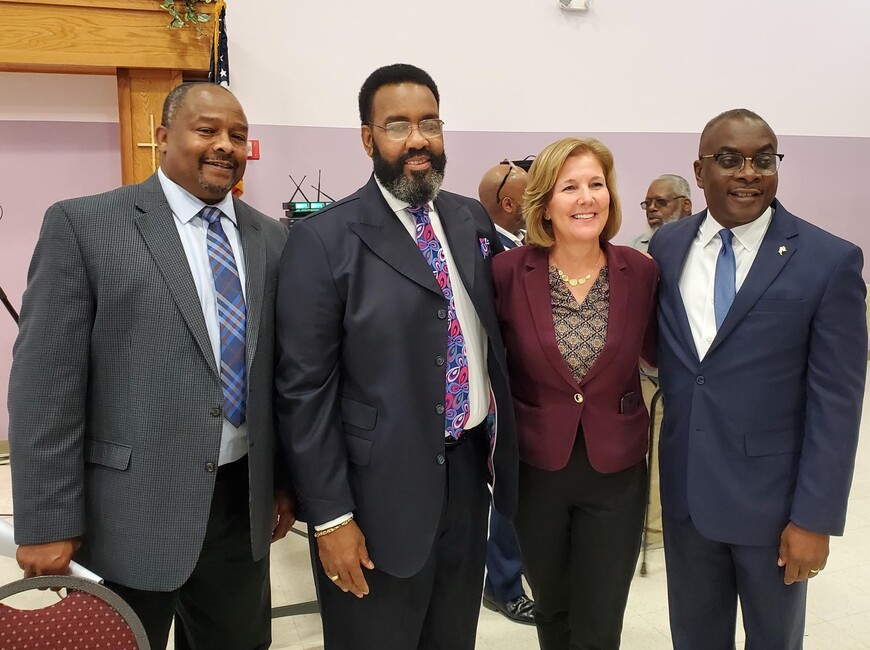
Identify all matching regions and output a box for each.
[200,154,237,168]
[400,148,431,164]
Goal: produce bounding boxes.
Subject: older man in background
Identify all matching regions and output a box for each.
[628,174,692,252]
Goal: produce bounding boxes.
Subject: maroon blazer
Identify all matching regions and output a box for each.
[492,243,658,473]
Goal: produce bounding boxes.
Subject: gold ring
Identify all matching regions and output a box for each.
[328,574,339,581]
[809,568,820,574]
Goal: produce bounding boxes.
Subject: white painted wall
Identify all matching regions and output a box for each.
[3,0,869,136]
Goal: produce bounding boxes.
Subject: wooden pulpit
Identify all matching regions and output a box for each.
[0,0,215,184]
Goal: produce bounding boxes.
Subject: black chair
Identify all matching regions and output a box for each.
[639,387,663,576]
[270,525,320,618]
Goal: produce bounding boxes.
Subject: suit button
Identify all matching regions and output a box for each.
[437,309,447,319]
[436,404,445,415]
[574,393,584,404]
[435,356,445,366]
[696,376,705,385]
[436,453,446,465]
[205,462,215,472]
[210,406,222,417]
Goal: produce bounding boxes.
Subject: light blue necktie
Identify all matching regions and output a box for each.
[199,206,247,427]
[714,228,736,329]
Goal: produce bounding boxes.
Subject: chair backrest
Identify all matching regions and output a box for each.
[0,575,150,649]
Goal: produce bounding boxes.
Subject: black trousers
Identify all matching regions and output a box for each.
[106,456,271,650]
[313,427,491,650]
[515,433,646,650]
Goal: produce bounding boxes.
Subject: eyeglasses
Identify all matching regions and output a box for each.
[640,196,686,211]
[496,160,520,204]
[698,152,784,176]
[366,118,445,141]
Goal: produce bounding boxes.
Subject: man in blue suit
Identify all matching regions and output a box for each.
[477,162,534,625]
[649,108,867,649]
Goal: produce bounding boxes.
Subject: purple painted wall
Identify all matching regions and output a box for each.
[242,125,870,259]
[0,121,121,443]
[1,120,868,439]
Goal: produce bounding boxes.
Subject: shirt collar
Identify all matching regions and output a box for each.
[698,205,773,252]
[494,223,524,247]
[157,168,238,227]
[374,175,434,217]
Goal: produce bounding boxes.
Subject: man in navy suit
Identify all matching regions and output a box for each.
[477,162,534,625]
[275,64,518,650]
[649,108,867,649]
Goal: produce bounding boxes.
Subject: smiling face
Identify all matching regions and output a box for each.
[545,153,610,247]
[362,82,446,205]
[156,85,248,204]
[694,116,778,229]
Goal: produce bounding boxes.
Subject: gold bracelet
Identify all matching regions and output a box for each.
[313,515,354,538]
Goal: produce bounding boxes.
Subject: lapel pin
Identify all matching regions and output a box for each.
[778,245,787,256]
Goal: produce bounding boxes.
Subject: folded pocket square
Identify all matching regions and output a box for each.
[479,237,491,258]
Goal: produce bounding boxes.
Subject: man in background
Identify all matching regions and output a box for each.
[9,82,293,650]
[628,174,692,252]
[275,64,518,650]
[478,161,527,250]
[477,161,534,625]
[650,108,866,648]
[630,174,691,547]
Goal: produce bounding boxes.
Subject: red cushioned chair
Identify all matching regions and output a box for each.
[0,575,150,649]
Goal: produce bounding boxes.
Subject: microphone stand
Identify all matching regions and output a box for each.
[0,285,19,325]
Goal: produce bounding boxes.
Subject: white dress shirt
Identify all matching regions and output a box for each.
[678,206,773,360]
[158,169,248,465]
[495,223,524,249]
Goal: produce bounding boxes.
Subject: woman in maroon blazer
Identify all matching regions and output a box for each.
[492,137,658,650]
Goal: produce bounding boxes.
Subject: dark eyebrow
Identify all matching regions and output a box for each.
[717,144,776,154]
[381,113,439,123]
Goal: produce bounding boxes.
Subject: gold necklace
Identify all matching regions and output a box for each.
[554,248,602,287]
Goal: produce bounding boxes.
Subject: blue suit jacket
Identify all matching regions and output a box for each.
[649,200,867,546]
[275,176,518,577]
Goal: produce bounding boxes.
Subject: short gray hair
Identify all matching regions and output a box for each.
[655,174,691,200]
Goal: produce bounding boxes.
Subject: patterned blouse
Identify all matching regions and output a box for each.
[548,265,610,384]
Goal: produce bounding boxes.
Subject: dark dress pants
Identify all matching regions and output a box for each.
[663,514,807,650]
[106,456,271,650]
[313,427,491,650]
[515,433,646,650]
[485,507,525,603]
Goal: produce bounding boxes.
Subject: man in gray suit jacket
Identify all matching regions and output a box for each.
[8,83,294,650]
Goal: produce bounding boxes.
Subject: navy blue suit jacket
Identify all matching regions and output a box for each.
[649,200,867,546]
[275,176,518,577]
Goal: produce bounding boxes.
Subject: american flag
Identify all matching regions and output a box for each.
[208,1,229,87]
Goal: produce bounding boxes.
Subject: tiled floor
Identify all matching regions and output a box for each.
[1,372,869,649]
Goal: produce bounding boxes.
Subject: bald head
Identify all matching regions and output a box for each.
[478,163,528,236]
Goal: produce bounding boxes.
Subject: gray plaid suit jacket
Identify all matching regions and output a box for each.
[8,174,288,591]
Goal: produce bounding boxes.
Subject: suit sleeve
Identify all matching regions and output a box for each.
[641,259,660,368]
[790,245,867,535]
[274,221,354,525]
[8,203,93,545]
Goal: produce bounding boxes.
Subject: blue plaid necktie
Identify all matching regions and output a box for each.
[199,206,247,427]
[714,228,736,329]
[407,205,470,441]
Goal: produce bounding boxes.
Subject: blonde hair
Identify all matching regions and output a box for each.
[524,137,623,249]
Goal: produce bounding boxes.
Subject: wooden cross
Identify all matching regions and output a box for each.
[137,114,159,173]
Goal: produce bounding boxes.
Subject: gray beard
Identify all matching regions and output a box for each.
[380,169,445,206]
